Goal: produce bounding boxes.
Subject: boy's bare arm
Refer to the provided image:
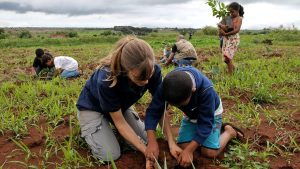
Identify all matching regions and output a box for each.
[162,112,182,159]
[184,140,199,153]
[145,130,159,161]
[178,140,199,167]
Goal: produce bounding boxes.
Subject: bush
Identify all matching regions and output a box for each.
[0,28,4,34]
[101,30,113,36]
[114,26,152,36]
[19,30,32,38]
[68,31,78,38]
[201,26,218,35]
[0,28,7,39]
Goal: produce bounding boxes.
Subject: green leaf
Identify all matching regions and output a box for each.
[221,2,225,8]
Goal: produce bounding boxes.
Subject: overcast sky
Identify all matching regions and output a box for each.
[0,0,299,29]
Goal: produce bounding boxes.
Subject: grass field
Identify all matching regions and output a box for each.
[0,28,299,169]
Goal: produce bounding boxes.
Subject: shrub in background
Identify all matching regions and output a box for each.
[68,31,78,38]
[0,28,7,39]
[19,30,32,38]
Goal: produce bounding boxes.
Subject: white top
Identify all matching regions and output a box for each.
[54,56,78,71]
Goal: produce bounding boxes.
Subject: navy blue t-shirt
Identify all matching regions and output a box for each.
[145,66,220,145]
[76,64,162,121]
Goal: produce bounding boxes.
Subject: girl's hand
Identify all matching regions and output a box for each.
[217,23,227,30]
[219,29,226,36]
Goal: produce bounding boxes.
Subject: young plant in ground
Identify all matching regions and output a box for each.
[6,161,38,169]
[222,141,271,169]
[11,138,36,160]
[59,116,93,168]
[225,103,261,128]
[41,125,58,162]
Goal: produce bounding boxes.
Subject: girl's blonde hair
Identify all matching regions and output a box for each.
[98,36,155,87]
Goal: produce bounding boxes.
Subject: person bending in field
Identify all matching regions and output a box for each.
[145,66,244,168]
[164,35,197,67]
[76,36,163,165]
[160,44,172,64]
[218,2,244,74]
[31,48,54,76]
[41,53,80,79]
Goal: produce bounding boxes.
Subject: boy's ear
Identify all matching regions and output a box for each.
[192,87,196,92]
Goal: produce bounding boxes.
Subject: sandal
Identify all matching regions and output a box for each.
[221,123,245,143]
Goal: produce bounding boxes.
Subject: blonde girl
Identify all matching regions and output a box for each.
[76,36,162,161]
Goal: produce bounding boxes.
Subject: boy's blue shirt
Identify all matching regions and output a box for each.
[76,64,162,121]
[145,66,220,145]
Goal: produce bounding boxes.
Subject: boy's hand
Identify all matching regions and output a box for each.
[178,149,193,168]
[145,130,159,162]
[145,140,159,161]
[146,158,155,169]
[169,143,182,160]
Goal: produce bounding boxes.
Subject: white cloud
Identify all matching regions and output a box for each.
[0,0,193,15]
[241,2,300,29]
[0,0,299,29]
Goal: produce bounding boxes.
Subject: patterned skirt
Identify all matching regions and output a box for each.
[222,33,240,60]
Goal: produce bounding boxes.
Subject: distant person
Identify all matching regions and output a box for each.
[32,48,55,78]
[76,36,163,163]
[32,48,45,75]
[165,35,197,67]
[189,32,193,40]
[160,44,172,64]
[41,54,80,78]
[32,48,46,74]
[218,2,244,74]
[145,66,244,168]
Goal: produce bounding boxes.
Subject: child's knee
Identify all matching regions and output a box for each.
[202,148,219,158]
[84,127,121,161]
[96,148,121,161]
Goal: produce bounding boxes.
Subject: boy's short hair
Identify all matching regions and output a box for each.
[35,48,44,58]
[41,53,53,65]
[162,71,193,105]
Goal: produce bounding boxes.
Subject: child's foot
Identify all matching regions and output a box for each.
[222,123,245,142]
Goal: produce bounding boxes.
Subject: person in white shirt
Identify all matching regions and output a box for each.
[41,53,80,78]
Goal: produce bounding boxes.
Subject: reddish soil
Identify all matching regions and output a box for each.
[0,86,300,169]
[0,116,223,169]
[0,107,299,168]
[243,111,300,169]
[229,88,252,104]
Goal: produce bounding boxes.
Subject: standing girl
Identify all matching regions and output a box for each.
[219,2,244,74]
[76,36,162,162]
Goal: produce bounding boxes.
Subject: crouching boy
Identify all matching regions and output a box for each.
[145,66,243,168]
